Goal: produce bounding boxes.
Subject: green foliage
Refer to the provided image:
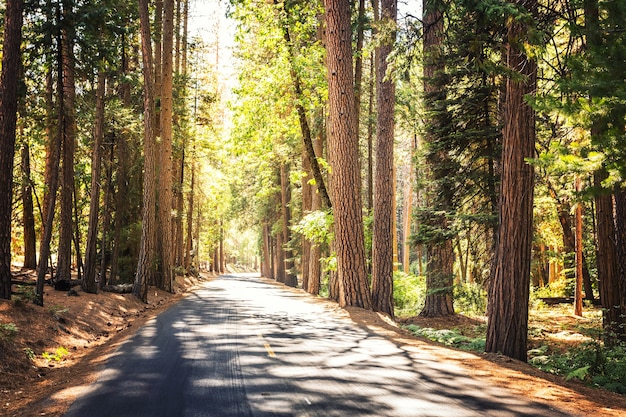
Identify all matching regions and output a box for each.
[292,210,333,246]
[454,283,487,315]
[405,324,486,352]
[393,271,426,317]
[0,323,18,342]
[13,285,36,304]
[531,278,569,299]
[529,341,626,394]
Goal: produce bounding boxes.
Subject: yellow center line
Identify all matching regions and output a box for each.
[264,342,276,358]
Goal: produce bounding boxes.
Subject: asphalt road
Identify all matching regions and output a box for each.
[63,273,573,417]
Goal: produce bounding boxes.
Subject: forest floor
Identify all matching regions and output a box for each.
[1,271,626,417]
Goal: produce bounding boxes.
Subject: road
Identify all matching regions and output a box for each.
[64,273,572,417]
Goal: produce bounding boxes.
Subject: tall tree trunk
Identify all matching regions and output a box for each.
[99,143,114,288]
[135,0,158,302]
[36,41,62,306]
[83,65,106,293]
[111,34,132,284]
[21,140,37,269]
[371,0,397,318]
[366,54,375,213]
[184,151,195,274]
[595,171,622,342]
[574,177,584,316]
[158,0,175,292]
[485,0,538,361]
[614,189,626,338]
[0,0,24,299]
[57,1,77,284]
[324,0,372,309]
[420,0,455,317]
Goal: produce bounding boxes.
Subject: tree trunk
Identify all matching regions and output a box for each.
[420,0,455,317]
[184,153,195,274]
[280,164,297,287]
[0,0,24,299]
[485,0,537,361]
[135,0,158,303]
[595,170,622,342]
[56,1,77,284]
[307,135,324,295]
[614,189,626,338]
[110,35,132,285]
[371,0,397,318]
[574,177,584,316]
[36,39,62,306]
[21,139,37,269]
[158,0,175,292]
[324,0,371,309]
[83,65,106,293]
[99,144,114,288]
[546,180,594,300]
[301,149,312,291]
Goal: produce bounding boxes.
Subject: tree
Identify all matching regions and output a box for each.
[83,64,106,294]
[135,0,158,302]
[419,0,455,317]
[324,0,372,309]
[0,0,25,299]
[486,0,538,362]
[371,0,397,318]
[56,0,78,285]
[158,0,175,292]
[20,140,37,269]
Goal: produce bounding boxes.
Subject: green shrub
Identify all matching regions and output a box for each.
[528,340,626,394]
[454,283,487,315]
[393,271,426,317]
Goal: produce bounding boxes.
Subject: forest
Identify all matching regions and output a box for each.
[0,0,626,398]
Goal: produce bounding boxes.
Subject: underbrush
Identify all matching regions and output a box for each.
[529,339,626,394]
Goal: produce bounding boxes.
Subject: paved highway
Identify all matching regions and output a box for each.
[63,273,572,417]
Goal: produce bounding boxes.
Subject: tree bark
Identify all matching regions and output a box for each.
[486,0,538,361]
[371,0,397,318]
[158,0,175,292]
[36,31,62,306]
[420,0,455,317]
[0,0,24,299]
[21,140,37,269]
[56,0,77,284]
[574,177,584,316]
[324,0,372,309]
[135,0,158,302]
[301,149,312,291]
[83,65,106,293]
[594,170,622,342]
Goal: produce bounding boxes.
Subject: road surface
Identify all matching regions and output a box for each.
[64,273,572,417]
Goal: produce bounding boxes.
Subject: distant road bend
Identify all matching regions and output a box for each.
[64,273,572,417]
